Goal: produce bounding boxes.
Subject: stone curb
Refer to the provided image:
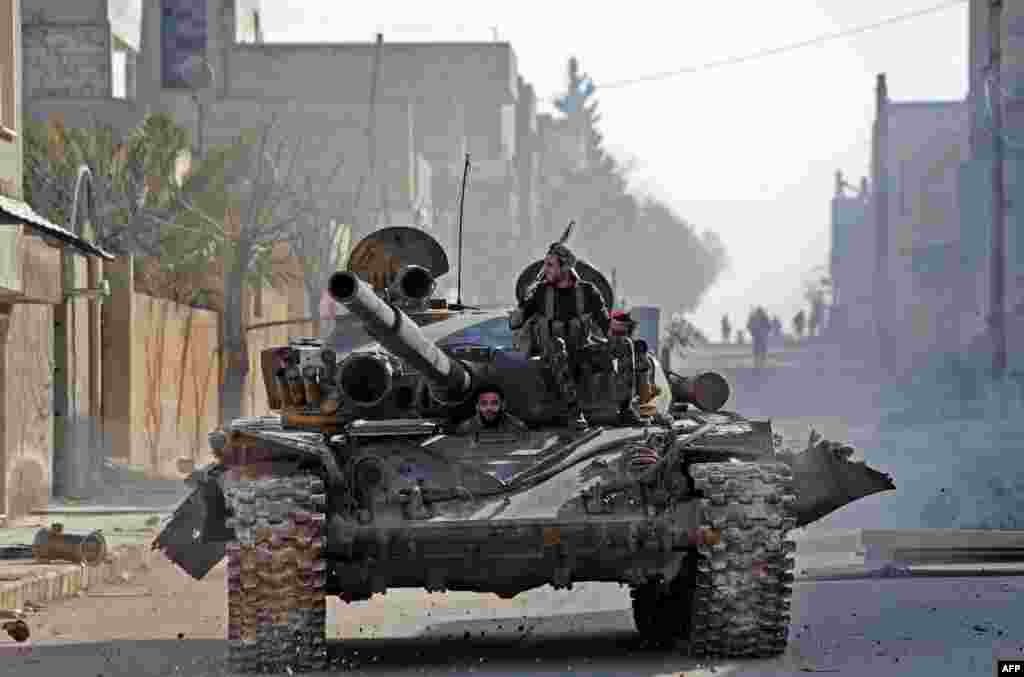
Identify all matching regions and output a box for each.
[0,542,155,611]
[796,562,1024,581]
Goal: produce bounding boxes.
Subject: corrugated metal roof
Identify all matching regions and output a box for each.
[0,195,114,260]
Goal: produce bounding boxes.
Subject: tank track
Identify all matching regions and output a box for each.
[223,473,328,673]
[689,460,797,659]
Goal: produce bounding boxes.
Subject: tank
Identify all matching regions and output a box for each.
[153,227,895,673]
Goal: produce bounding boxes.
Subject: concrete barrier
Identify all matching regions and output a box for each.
[792,528,1024,579]
[0,542,155,611]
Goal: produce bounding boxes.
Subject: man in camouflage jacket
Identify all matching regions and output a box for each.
[509,242,610,429]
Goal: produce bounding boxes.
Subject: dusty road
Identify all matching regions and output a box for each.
[1,551,1021,676]
[1,338,1010,675]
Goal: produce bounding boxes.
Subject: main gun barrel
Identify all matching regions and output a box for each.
[327,271,473,403]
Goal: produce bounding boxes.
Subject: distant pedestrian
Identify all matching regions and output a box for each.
[772,316,782,337]
[721,314,732,344]
[747,306,771,368]
[809,296,824,337]
[793,310,806,339]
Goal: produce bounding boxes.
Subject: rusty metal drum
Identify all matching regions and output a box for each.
[32,523,107,566]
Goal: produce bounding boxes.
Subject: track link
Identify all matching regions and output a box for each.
[689,461,797,659]
[223,473,328,673]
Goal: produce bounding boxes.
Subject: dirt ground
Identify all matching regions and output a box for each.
[9,547,572,646]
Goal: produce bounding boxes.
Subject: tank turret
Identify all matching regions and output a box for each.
[387,264,436,302]
[327,269,475,405]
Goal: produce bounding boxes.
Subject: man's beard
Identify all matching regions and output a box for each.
[480,412,503,428]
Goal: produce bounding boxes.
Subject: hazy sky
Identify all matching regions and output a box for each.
[255,1,969,337]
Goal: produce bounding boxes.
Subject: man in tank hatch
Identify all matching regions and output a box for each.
[456,384,528,435]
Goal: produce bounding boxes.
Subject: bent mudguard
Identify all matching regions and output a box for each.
[152,466,234,580]
[781,432,895,528]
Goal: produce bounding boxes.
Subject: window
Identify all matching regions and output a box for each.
[0,0,14,139]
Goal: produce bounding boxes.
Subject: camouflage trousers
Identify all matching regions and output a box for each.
[547,337,578,405]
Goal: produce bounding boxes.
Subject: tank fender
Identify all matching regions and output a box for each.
[781,430,895,527]
[152,464,233,580]
[221,428,345,492]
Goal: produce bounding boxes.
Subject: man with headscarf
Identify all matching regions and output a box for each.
[608,308,662,423]
[509,242,611,429]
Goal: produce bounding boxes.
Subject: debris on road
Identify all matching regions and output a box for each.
[0,609,29,642]
[85,589,152,598]
[31,524,108,566]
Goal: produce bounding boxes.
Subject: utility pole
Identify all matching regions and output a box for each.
[353,34,383,234]
[988,0,1007,379]
[872,73,889,366]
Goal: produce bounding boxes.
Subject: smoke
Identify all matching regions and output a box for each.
[715,338,1024,531]
[574,199,729,314]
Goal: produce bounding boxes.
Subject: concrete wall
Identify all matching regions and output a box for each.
[1,233,73,517]
[830,191,875,341]
[129,293,220,477]
[3,301,53,516]
[22,0,112,99]
[966,0,1024,372]
[881,101,969,355]
[22,0,105,23]
[101,252,311,478]
[221,45,515,171]
[227,42,517,106]
[198,99,423,236]
[25,96,146,132]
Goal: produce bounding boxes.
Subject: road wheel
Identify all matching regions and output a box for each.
[223,472,327,673]
[630,556,698,647]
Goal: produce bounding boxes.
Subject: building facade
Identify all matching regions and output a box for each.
[847,71,973,369]
[22,0,548,306]
[881,94,969,357]
[965,0,1024,374]
[1,0,112,517]
[842,1,1024,374]
[828,171,874,346]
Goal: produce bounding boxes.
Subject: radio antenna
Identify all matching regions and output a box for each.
[455,152,471,307]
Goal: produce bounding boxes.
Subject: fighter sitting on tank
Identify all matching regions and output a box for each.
[608,309,663,419]
[509,241,611,430]
[456,383,528,436]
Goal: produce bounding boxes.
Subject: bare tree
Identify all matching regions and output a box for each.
[288,172,356,337]
[174,116,344,424]
[663,312,707,361]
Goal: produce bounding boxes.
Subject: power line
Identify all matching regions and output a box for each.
[592,1,967,91]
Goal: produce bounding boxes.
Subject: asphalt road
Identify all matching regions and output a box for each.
[1,553,1021,677]
[2,338,1012,676]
